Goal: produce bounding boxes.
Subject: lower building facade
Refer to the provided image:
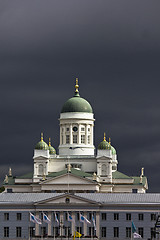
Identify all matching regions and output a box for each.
[0,192,159,240]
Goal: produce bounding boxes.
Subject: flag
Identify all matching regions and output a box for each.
[133,232,142,238]
[80,214,91,224]
[68,213,74,222]
[43,213,51,224]
[54,212,59,224]
[30,212,42,224]
[132,221,136,233]
[92,214,96,230]
[75,231,82,237]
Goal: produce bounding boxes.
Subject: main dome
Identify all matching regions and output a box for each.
[61,79,93,113]
[61,95,93,113]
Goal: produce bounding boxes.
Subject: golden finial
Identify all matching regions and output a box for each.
[4,175,8,184]
[103,132,106,141]
[49,137,51,147]
[67,163,71,172]
[141,167,144,177]
[42,174,46,181]
[109,137,111,145]
[41,132,43,142]
[75,78,79,93]
[9,167,12,177]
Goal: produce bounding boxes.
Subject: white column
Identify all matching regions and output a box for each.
[85,124,88,145]
[63,126,66,144]
[72,212,75,236]
[60,212,64,235]
[60,125,62,145]
[78,124,81,144]
[70,124,72,144]
[35,212,40,236]
[48,212,52,236]
[91,124,93,145]
[96,212,100,239]
[84,212,87,236]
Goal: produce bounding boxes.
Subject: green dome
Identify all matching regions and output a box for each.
[61,93,93,113]
[49,146,56,155]
[111,146,116,155]
[98,140,111,150]
[35,140,49,150]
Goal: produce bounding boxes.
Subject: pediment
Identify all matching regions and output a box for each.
[40,174,96,185]
[35,193,98,205]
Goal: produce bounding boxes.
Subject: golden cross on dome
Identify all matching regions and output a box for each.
[41,132,43,142]
[49,137,51,147]
[103,132,106,141]
[109,137,111,145]
[75,78,79,93]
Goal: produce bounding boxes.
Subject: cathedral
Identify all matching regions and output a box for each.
[4,79,148,193]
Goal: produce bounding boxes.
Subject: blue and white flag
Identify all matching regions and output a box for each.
[30,213,42,224]
[80,214,91,225]
[54,212,59,224]
[132,221,136,233]
[133,232,142,238]
[68,213,74,222]
[43,213,51,224]
[92,214,96,230]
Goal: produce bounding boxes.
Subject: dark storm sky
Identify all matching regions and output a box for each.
[0,0,160,192]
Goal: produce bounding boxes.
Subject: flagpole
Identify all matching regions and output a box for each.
[79,212,80,240]
[54,216,55,240]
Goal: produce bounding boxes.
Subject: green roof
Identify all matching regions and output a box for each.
[61,92,93,113]
[47,168,93,178]
[3,176,15,185]
[132,176,147,186]
[16,172,33,179]
[48,146,56,155]
[35,140,49,150]
[98,140,111,150]
[112,171,131,179]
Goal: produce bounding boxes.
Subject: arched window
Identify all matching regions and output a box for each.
[39,164,43,175]
[102,164,106,175]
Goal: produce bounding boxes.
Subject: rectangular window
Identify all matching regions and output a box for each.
[132,189,138,193]
[88,135,90,144]
[138,228,143,238]
[126,213,131,221]
[66,127,69,131]
[61,135,63,144]
[4,213,9,221]
[81,127,85,131]
[89,227,94,236]
[53,227,59,237]
[65,212,68,220]
[114,213,119,220]
[4,227,9,238]
[81,135,85,144]
[73,135,77,144]
[88,213,92,220]
[29,227,35,237]
[16,227,22,238]
[65,227,71,237]
[88,128,90,132]
[76,227,82,234]
[41,227,46,236]
[66,135,70,144]
[151,228,156,239]
[139,213,144,221]
[126,227,131,238]
[151,214,156,221]
[101,213,107,221]
[114,227,119,238]
[17,213,22,221]
[101,227,106,238]
[77,212,79,221]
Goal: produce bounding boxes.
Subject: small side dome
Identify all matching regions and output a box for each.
[35,133,49,150]
[61,78,93,114]
[111,146,116,155]
[98,134,117,154]
[98,133,111,150]
[48,138,56,155]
